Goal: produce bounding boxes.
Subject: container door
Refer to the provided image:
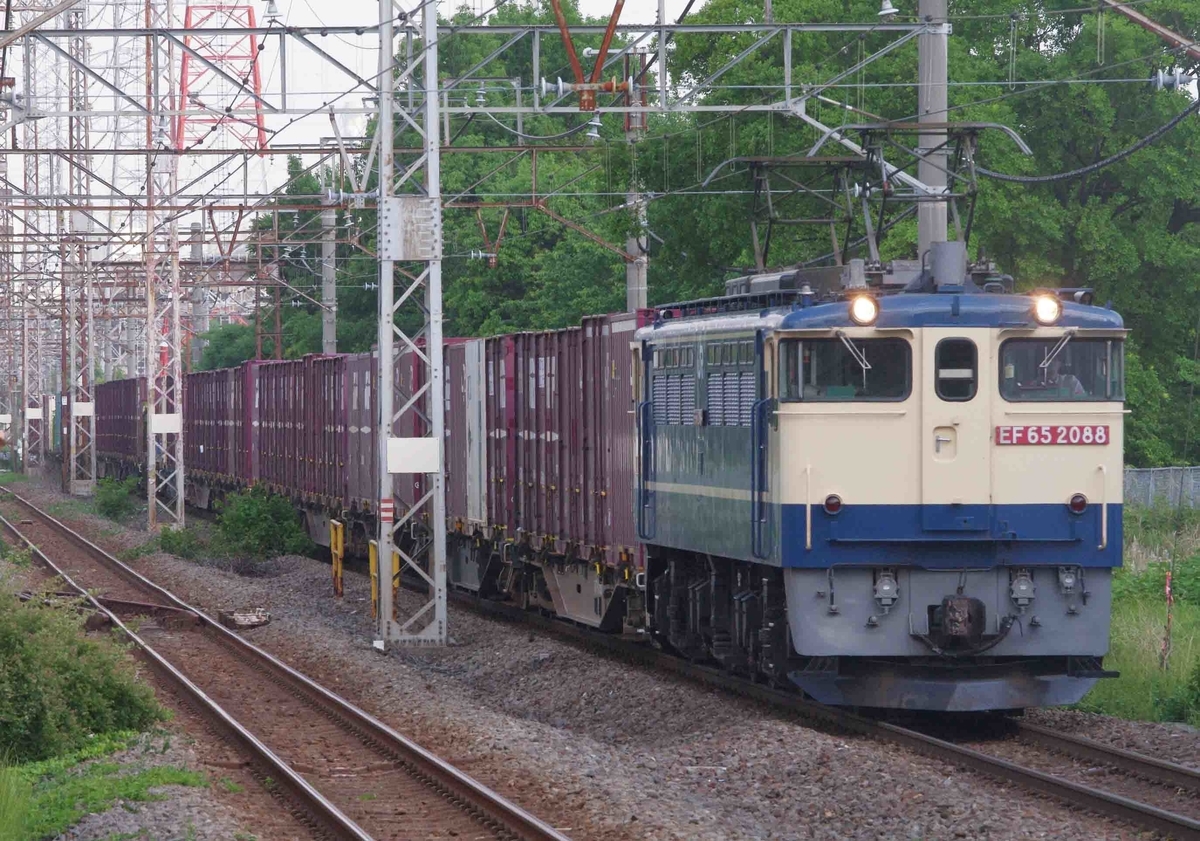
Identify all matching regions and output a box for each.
[920,328,991,531]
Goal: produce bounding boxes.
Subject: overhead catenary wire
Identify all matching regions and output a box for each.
[977,94,1200,183]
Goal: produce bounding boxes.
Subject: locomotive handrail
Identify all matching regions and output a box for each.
[750,396,773,559]
[1098,464,1108,550]
[804,464,813,551]
[636,399,656,540]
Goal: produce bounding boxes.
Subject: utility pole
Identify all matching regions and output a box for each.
[625,51,648,311]
[916,0,949,260]
[321,199,336,354]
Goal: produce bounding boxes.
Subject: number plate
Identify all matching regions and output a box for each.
[994,425,1110,445]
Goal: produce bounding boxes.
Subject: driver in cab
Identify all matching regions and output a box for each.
[1046,356,1085,398]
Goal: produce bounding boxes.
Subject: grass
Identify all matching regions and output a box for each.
[3,731,206,840]
[0,472,28,486]
[1074,504,1200,724]
[46,499,95,520]
[1078,598,1200,723]
[0,764,32,841]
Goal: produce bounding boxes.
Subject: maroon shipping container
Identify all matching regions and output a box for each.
[184,368,240,479]
[477,314,641,569]
[306,355,347,505]
[96,377,146,462]
[444,342,468,524]
[255,358,300,496]
[590,312,642,568]
[485,335,517,535]
[345,352,376,513]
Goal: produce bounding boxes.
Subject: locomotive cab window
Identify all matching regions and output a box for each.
[779,337,910,402]
[935,339,977,401]
[1000,338,1124,402]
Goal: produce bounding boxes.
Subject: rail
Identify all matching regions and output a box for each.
[0,486,570,841]
[451,587,1200,841]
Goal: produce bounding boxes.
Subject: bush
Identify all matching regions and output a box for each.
[94,477,139,521]
[215,488,312,560]
[1114,553,1200,607]
[159,527,202,559]
[0,584,164,763]
[1154,656,1200,726]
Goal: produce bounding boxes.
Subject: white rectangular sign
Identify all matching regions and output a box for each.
[150,413,182,434]
[386,436,441,474]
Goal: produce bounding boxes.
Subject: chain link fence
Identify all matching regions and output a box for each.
[1124,467,1200,509]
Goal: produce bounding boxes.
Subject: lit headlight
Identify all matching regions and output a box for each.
[849,295,879,326]
[1032,294,1062,325]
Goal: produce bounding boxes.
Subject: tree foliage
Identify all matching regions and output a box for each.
[195,0,1200,465]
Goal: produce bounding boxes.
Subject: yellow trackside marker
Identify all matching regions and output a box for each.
[330,520,345,597]
[392,550,401,621]
[368,540,379,620]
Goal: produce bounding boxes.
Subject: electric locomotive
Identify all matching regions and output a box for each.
[636,247,1124,711]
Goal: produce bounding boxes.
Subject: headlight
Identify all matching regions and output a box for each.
[1032,294,1062,325]
[849,295,879,326]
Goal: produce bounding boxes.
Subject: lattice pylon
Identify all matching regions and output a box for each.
[63,2,96,496]
[147,0,185,530]
[175,4,267,151]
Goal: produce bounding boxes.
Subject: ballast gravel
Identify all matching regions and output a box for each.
[46,730,248,841]
[14,477,1191,840]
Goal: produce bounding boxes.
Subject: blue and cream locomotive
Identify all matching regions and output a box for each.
[635,252,1124,711]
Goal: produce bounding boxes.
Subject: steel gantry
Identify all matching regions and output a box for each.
[0,0,1020,653]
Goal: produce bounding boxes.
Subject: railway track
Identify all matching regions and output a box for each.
[441,584,1200,840]
[0,487,569,841]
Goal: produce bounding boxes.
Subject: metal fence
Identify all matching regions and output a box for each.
[1124,467,1200,509]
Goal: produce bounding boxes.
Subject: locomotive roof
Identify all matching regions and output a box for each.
[637,292,1124,340]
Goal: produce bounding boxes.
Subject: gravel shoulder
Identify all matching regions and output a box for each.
[47,729,251,841]
[11,475,1194,840]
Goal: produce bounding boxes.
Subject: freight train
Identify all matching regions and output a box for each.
[86,259,1126,712]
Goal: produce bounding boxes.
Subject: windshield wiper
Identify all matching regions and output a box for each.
[835,330,872,371]
[835,330,872,390]
[1038,328,1078,370]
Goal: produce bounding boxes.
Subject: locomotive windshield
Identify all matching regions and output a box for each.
[1000,338,1124,401]
[779,338,911,401]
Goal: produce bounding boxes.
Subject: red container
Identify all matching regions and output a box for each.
[255,358,299,495]
[444,341,469,524]
[595,311,642,568]
[306,355,347,505]
[96,377,145,462]
[476,314,641,568]
[485,335,517,534]
[345,352,376,513]
[184,368,239,479]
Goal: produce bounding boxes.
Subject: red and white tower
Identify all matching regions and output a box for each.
[176,4,268,151]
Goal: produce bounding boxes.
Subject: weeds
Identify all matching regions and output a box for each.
[1079,598,1200,723]
[214,488,313,560]
[0,763,31,841]
[1078,504,1200,723]
[159,527,202,559]
[0,538,32,569]
[0,582,164,763]
[22,759,204,839]
[217,776,243,794]
[119,538,160,562]
[94,477,140,522]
